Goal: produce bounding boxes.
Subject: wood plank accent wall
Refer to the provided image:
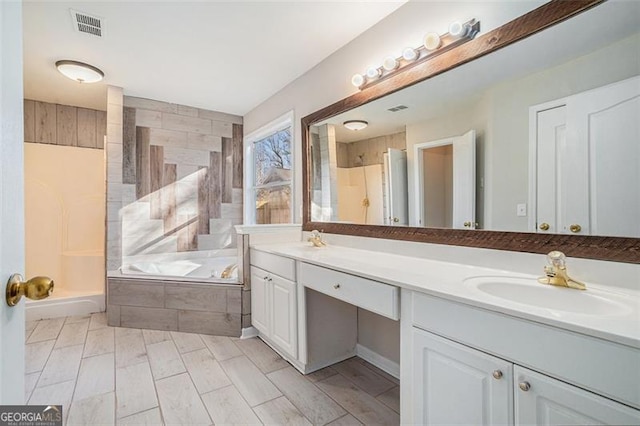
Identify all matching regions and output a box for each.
[117,96,243,254]
[24,99,106,149]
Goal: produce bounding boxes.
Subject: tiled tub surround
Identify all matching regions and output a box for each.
[105,91,243,273]
[107,278,244,336]
[105,88,250,336]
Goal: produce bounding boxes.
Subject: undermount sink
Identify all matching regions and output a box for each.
[464,276,632,316]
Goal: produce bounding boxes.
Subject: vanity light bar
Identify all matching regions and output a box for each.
[352,19,480,90]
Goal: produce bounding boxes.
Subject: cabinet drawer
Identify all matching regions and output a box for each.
[298,262,399,320]
[412,291,640,410]
[250,249,295,281]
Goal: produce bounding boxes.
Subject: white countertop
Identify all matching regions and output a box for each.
[251,242,640,349]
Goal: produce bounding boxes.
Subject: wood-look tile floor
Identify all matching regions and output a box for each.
[25,314,400,425]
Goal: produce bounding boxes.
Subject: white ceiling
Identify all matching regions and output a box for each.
[319,0,640,143]
[23,1,406,113]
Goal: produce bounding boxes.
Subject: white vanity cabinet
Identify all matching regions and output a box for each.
[404,290,640,425]
[250,250,298,359]
[412,328,513,425]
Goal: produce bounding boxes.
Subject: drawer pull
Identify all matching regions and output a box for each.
[492,370,503,380]
[333,283,341,289]
[519,381,531,392]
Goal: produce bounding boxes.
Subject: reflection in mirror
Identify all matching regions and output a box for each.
[308,0,640,238]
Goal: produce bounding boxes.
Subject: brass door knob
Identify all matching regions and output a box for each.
[492,370,503,380]
[569,224,582,233]
[539,222,550,231]
[393,217,399,223]
[6,274,54,306]
[464,221,471,228]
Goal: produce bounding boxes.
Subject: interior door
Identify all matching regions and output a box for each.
[567,75,640,237]
[387,148,408,226]
[1,0,26,403]
[535,105,567,234]
[452,130,476,229]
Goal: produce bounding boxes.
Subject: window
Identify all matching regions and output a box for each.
[245,113,293,224]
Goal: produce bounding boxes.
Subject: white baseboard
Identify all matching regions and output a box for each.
[240,326,259,339]
[356,343,400,379]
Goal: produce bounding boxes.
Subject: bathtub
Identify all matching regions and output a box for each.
[26,250,105,321]
[117,249,241,284]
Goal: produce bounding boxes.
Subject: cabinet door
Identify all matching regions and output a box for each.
[270,274,297,358]
[412,328,513,425]
[250,267,270,335]
[515,366,640,425]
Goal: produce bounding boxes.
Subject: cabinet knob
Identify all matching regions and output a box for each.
[569,224,582,233]
[492,370,503,380]
[333,283,341,290]
[539,222,550,231]
[263,276,268,281]
[518,381,531,392]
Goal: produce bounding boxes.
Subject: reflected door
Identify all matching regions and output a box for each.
[387,148,408,226]
[534,76,640,237]
[414,130,476,229]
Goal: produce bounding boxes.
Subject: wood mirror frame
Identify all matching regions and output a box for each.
[301,0,640,264]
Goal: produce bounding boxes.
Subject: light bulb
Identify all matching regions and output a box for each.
[351,73,365,88]
[382,56,398,72]
[366,66,381,80]
[423,32,442,51]
[402,47,418,62]
[448,21,468,37]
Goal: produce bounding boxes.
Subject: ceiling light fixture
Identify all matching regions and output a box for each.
[343,120,368,131]
[350,18,480,90]
[55,60,104,83]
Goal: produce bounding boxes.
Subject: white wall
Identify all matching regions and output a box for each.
[244,1,546,224]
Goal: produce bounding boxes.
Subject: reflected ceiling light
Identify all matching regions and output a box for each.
[351,73,365,88]
[423,32,442,51]
[366,66,382,80]
[55,60,104,83]
[343,120,368,131]
[402,47,418,62]
[382,56,399,71]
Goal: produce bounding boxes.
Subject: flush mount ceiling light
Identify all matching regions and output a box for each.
[350,18,480,90]
[343,120,368,131]
[55,60,104,83]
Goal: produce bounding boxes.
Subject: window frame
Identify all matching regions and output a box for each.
[244,111,294,225]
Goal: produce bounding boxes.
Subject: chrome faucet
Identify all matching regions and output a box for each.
[308,229,326,247]
[538,251,586,290]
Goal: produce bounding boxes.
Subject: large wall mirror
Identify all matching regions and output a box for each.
[302,0,640,263]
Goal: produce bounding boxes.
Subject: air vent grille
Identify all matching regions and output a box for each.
[71,9,103,37]
[387,105,408,112]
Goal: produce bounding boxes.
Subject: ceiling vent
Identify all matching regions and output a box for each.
[70,9,104,37]
[387,105,408,112]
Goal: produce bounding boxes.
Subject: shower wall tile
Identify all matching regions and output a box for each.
[198,108,243,125]
[24,100,106,150]
[162,113,212,135]
[123,107,137,184]
[135,109,162,128]
[56,104,78,146]
[124,96,176,113]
